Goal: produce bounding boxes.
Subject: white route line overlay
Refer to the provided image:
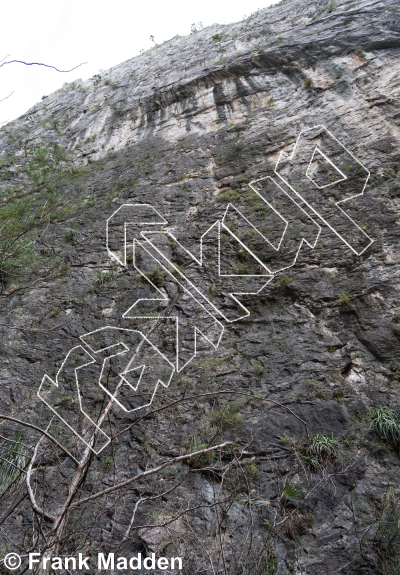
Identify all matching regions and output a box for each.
[38,345,110,455]
[37,327,175,454]
[37,124,374,454]
[274,124,374,256]
[136,222,273,323]
[107,204,272,325]
[123,289,225,375]
[245,176,322,274]
[80,326,175,411]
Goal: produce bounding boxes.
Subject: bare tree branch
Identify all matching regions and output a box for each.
[0,493,28,528]
[114,389,310,441]
[0,415,79,465]
[70,442,232,509]
[0,91,14,104]
[0,59,87,73]
[26,436,56,522]
[0,454,26,474]
[0,433,33,451]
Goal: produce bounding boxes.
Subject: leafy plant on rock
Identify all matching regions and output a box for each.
[370,407,400,450]
[94,270,116,287]
[64,227,81,242]
[327,0,337,12]
[0,143,68,297]
[304,77,313,89]
[338,292,351,303]
[210,399,244,430]
[302,433,340,468]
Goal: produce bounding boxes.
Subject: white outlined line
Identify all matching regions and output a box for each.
[37,345,111,455]
[306,147,347,189]
[106,203,167,266]
[233,176,322,274]
[222,201,287,254]
[119,364,146,389]
[274,124,374,256]
[124,239,225,372]
[139,225,273,323]
[38,125,375,458]
[38,327,176,453]
[80,327,175,413]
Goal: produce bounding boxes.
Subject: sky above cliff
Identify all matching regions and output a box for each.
[0,0,278,125]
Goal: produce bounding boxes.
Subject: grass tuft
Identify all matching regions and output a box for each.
[0,434,28,495]
[370,407,400,449]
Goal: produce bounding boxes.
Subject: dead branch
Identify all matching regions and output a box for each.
[69,442,232,510]
[0,414,79,465]
[115,389,310,441]
[0,91,14,104]
[26,436,56,522]
[0,59,87,73]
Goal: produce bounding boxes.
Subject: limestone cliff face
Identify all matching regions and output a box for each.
[0,0,400,573]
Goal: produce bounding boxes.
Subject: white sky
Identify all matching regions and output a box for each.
[0,0,278,125]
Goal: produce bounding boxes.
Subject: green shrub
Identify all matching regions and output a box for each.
[0,143,66,292]
[338,292,351,303]
[187,443,215,468]
[264,97,277,108]
[230,139,245,152]
[39,244,55,256]
[218,189,239,202]
[190,22,203,33]
[104,79,118,89]
[61,295,79,306]
[91,74,102,85]
[303,433,340,467]
[147,267,165,286]
[100,456,113,466]
[172,263,185,276]
[254,546,278,574]
[109,103,123,119]
[64,227,81,242]
[94,270,115,287]
[241,458,260,479]
[183,430,215,469]
[210,400,244,430]
[278,274,292,286]
[252,362,265,374]
[327,0,337,12]
[333,389,345,403]
[370,407,400,449]
[372,488,400,572]
[351,351,363,359]
[282,481,303,507]
[304,77,313,89]
[41,117,64,134]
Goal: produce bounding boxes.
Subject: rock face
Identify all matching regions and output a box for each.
[0,0,400,573]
